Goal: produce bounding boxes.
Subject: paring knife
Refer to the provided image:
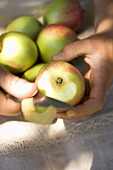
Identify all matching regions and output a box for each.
[10,93,74,110]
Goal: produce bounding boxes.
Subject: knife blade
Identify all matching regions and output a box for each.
[9,93,74,110]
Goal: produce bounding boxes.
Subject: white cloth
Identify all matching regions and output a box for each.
[0,0,51,33]
[0,0,113,170]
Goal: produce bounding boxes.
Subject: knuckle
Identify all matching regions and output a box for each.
[9,75,20,87]
[64,42,78,52]
[61,41,79,61]
[7,75,24,93]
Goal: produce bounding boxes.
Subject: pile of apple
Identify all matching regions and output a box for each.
[0,0,85,124]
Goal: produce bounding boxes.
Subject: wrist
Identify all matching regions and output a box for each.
[95,21,113,35]
[93,0,113,34]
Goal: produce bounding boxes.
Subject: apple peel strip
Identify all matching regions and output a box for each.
[21,98,57,125]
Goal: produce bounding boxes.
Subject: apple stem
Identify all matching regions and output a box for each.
[56,77,63,84]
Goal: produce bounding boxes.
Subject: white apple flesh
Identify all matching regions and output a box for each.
[35,61,85,107]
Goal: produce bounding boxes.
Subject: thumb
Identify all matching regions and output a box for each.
[52,39,92,62]
[0,66,38,98]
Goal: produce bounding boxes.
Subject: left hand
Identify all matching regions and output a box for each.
[52,32,113,120]
[0,65,38,116]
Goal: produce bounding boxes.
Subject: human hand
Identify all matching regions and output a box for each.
[0,65,38,116]
[52,32,113,119]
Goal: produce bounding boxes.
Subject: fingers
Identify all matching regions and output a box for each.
[66,98,104,119]
[0,90,21,116]
[0,65,38,98]
[0,65,38,116]
[57,93,106,120]
[52,34,113,120]
[52,39,93,61]
[57,68,107,120]
[57,81,106,120]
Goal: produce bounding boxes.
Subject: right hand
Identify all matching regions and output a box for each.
[52,32,113,120]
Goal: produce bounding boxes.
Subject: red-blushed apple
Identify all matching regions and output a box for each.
[43,0,84,32]
[36,24,77,63]
[35,61,85,107]
[21,97,56,124]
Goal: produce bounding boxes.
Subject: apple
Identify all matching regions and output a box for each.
[22,61,85,124]
[43,0,84,32]
[0,32,38,73]
[21,97,56,124]
[35,61,85,107]
[6,16,43,41]
[22,63,45,82]
[36,24,77,63]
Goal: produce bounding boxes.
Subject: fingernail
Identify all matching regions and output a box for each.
[31,90,38,96]
[52,52,62,60]
[66,110,75,117]
[23,83,38,96]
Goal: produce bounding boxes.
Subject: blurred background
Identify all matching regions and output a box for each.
[0,0,51,32]
[0,0,94,37]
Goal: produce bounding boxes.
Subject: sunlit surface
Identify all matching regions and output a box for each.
[3,38,19,56]
[0,120,94,170]
[65,152,93,170]
[0,118,66,140]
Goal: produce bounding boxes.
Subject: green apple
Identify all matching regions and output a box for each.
[0,32,38,73]
[21,97,56,124]
[43,0,83,31]
[35,61,85,106]
[6,16,43,41]
[36,24,77,63]
[22,63,45,82]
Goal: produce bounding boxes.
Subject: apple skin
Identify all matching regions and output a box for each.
[35,61,85,107]
[0,32,38,73]
[43,0,84,32]
[22,97,56,124]
[36,24,77,63]
[6,16,43,41]
[22,63,45,82]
